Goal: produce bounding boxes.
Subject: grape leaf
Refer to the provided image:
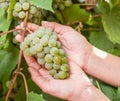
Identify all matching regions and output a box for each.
[27,92,46,101]
[0,46,19,93]
[0,8,5,17]
[96,0,110,14]
[114,87,120,101]
[102,5,120,44]
[28,0,54,12]
[62,4,90,24]
[89,31,114,51]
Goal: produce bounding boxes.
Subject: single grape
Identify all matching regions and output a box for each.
[34,27,45,38]
[29,46,37,55]
[45,54,53,63]
[13,10,18,17]
[37,58,45,65]
[45,63,53,70]
[53,63,61,70]
[54,73,59,79]
[58,71,67,79]
[19,0,26,3]
[61,64,69,72]
[59,3,65,10]
[64,0,72,7]
[49,69,57,76]
[18,11,26,19]
[53,55,62,64]
[34,43,43,52]
[20,42,28,50]
[59,49,65,56]
[31,37,40,45]
[56,41,61,48]
[50,47,59,55]
[37,51,45,58]
[30,5,37,14]
[22,2,30,10]
[14,2,22,12]
[44,46,50,54]
[40,37,49,46]
[24,48,32,56]
[62,56,67,63]
[0,2,9,11]
[48,39,56,47]
[50,32,57,40]
[44,28,52,35]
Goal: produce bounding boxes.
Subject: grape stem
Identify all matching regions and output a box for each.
[0,29,18,35]
[5,12,29,101]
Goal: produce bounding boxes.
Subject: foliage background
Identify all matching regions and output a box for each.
[0,0,120,101]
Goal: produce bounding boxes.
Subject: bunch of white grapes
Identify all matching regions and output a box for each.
[0,0,9,11]
[53,0,73,11]
[20,27,69,79]
[13,0,42,25]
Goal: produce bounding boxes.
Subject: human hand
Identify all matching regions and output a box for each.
[16,21,92,70]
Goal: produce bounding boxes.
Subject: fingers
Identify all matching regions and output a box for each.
[41,21,73,34]
[16,22,39,32]
[24,55,41,70]
[28,67,51,93]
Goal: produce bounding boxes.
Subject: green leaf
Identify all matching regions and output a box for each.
[62,4,90,23]
[96,0,110,14]
[100,83,116,100]
[0,14,11,32]
[29,0,54,12]
[7,0,17,21]
[27,92,46,101]
[102,5,120,44]
[115,87,120,101]
[108,49,120,57]
[89,31,114,51]
[0,8,5,17]
[0,47,19,93]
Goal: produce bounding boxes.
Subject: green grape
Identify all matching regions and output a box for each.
[64,0,72,7]
[20,42,28,50]
[19,0,26,3]
[50,47,59,55]
[31,37,40,45]
[49,69,57,76]
[37,51,45,58]
[56,41,61,48]
[33,17,39,24]
[62,56,67,63]
[48,39,56,47]
[40,37,49,46]
[61,64,69,72]
[30,5,37,14]
[59,49,65,56]
[13,10,18,17]
[12,37,18,44]
[13,31,19,36]
[0,2,9,11]
[53,55,62,64]
[54,73,59,79]
[58,71,67,79]
[28,13,33,20]
[44,46,50,54]
[50,32,57,40]
[22,2,30,10]
[18,11,26,19]
[59,3,65,10]
[35,27,45,38]
[53,63,61,70]
[37,58,45,65]
[24,37,32,45]
[0,0,6,3]
[24,48,32,56]
[14,2,22,12]
[44,28,52,35]
[45,54,53,63]
[30,46,37,55]
[34,43,43,52]
[45,63,53,70]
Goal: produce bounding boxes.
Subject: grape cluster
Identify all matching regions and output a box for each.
[53,0,73,11]
[20,27,69,79]
[13,0,42,25]
[0,0,9,11]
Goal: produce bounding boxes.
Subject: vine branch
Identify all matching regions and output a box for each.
[5,12,29,101]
